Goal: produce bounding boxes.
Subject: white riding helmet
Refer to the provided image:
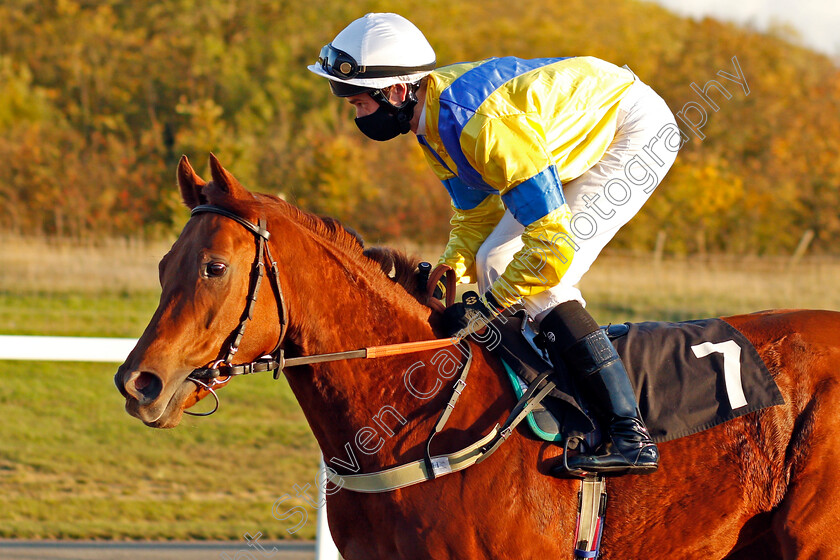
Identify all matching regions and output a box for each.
[308,13,436,97]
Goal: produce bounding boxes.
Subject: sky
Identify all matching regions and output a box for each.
[647,0,840,57]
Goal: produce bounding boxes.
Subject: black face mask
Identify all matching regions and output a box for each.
[354,102,415,142]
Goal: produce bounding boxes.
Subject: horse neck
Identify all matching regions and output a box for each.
[278,223,435,460]
[275,217,435,356]
[272,219,462,470]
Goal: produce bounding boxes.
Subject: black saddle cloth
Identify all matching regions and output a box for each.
[490,313,784,443]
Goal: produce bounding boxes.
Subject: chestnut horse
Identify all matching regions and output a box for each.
[115,155,840,559]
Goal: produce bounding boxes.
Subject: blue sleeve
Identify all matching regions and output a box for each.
[500,165,566,225]
[442,176,493,211]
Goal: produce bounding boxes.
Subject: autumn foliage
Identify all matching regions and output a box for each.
[1,0,837,254]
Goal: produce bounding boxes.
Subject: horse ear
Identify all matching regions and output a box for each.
[207,153,249,200]
[177,155,207,209]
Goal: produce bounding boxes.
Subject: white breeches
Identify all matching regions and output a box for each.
[475,79,680,322]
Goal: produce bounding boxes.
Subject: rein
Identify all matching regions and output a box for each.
[184,205,460,415]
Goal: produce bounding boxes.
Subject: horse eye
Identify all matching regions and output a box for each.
[205,262,227,277]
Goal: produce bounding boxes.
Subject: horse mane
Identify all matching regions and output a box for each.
[256,193,431,306]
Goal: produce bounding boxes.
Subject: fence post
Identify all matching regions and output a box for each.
[316,457,343,560]
[789,229,814,269]
[653,230,667,265]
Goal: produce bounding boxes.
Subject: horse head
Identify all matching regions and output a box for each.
[115,154,286,427]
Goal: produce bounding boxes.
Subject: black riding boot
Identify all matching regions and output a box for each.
[541,302,659,475]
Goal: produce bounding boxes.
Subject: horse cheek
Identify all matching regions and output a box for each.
[204,308,216,330]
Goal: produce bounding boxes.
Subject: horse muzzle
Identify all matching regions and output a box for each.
[114,366,192,427]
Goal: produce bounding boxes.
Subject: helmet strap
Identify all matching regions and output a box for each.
[369,83,420,134]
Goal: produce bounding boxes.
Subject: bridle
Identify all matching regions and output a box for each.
[184,204,288,415]
[183,204,461,416]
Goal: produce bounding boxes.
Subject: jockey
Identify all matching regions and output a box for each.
[308,13,679,475]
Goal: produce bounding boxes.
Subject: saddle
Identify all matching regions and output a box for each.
[489,310,784,447]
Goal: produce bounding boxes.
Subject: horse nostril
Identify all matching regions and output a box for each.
[134,373,152,391]
[114,370,131,399]
[126,371,164,404]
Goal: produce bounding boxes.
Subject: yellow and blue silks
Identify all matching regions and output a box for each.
[418,56,634,307]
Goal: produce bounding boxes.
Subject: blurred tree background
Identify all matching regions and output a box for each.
[0,0,837,254]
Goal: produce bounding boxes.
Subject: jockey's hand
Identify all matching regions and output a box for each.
[441,291,504,338]
[429,280,444,300]
[417,261,448,301]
